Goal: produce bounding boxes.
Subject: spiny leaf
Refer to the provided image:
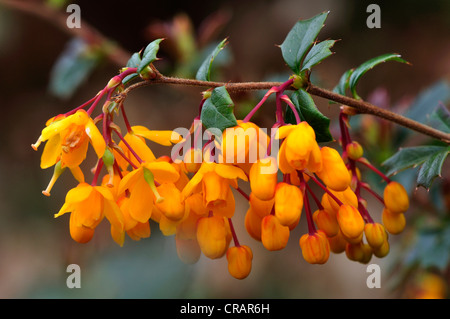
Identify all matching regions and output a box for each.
[348,53,409,99]
[138,39,163,74]
[200,86,237,133]
[301,39,336,72]
[196,38,228,81]
[281,12,329,74]
[417,148,449,189]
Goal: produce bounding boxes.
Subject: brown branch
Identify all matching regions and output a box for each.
[121,74,450,144]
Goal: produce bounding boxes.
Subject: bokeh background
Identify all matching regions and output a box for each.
[0,0,449,299]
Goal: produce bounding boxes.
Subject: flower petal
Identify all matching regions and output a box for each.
[132,125,180,146]
[85,119,106,158]
[65,183,93,204]
[214,164,248,181]
[143,161,180,184]
[41,135,61,169]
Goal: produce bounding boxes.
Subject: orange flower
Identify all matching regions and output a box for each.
[299,230,330,264]
[364,222,387,248]
[55,182,124,245]
[313,209,339,237]
[336,205,365,240]
[382,208,406,235]
[226,245,253,279]
[118,161,180,224]
[32,110,106,169]
[315,146,351,192]
[276,122,322,173]
[249,157,278,201]
[383,181,409,214]
[196,215,231,259]
[274,182,303,227]
[261,214,290,251]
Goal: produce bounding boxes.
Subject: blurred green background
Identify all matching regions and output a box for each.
[0,0,449,299]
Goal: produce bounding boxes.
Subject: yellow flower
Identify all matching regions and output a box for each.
[32,110,106,169]
[118,161,180,224]
[55,182,124,245]
[182,162,247,218]
[276,122,322,173]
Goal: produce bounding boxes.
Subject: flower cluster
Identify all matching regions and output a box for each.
[33,70,409,280]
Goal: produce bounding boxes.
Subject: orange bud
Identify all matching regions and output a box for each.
[315,147,351,192]
[221,121,269,164]
[299,230,330,264]
[313,209,339,237]
[175,236,201,264]
[321,186,358,213]
[336,205,365,240]
[372,239,390,258]
[384,181,409,214]
[328,231,347,254]
[274,182,303,227]
[155,183,185,221]
[249,193,274,218]
[249,158,278,201]
[346,141,364,160]
[364,222,387,248]
[261,214,290,251]
[284,122,322,172]
[196,215,229,259]
[345,242,370,262]
[69,212,95,244]
[226,245,253,279]
[244,207,262,241]
[382,208,406,235]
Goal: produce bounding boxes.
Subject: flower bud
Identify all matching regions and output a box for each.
[155,183,185,221]
[299,231,330,264]
[345,242,368,262]
[175,236,201,264]
[285,122,322,172]
[384,181,409,214]
[197,215,229,259]
[69,212,94,244]
[372,239,390,258]
[313,209,339,237]
[336,205,365,240]
[249,192,274,218]
[321,186,358,213]
[364,222,387,248]
[274,182,303,227]
[328,231,347,254]
[346,141,364,160]
[315,147,351,192]
[226,245,253,279]
[249,158,278,201]
[382,208,406,235]
[244,207,262,241]
[261,214,290,251]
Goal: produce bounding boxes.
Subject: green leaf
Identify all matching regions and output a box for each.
[126,52,141,68]
[196,38,228,81]
[417,148,449,189]
[281,12,329,74]
[348,53,409,99]
[285,88,333,143]
[137,39,163,74]
[300,39,336,72]
[332,69,353,97]
[48,38,100,99]
[382,145,449,189]
[428,103,450,134]
[200,86,237,132]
